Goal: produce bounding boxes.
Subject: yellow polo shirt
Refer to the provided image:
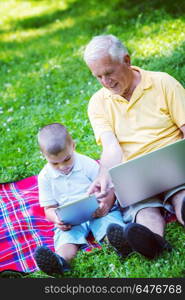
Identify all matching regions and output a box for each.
[88,67,185,161]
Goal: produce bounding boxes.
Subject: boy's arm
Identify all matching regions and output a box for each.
[38,171,71,230]
[44,205,72,231]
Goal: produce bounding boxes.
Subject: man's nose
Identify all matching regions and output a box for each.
[102,76,111,87]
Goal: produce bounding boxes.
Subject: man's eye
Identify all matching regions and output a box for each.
[105,71,112,76]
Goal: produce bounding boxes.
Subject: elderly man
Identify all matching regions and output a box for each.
[84,34,185,259]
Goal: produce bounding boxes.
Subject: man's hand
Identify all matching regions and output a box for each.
[93,201,110,218]
[87,168,112,199]
[93,188,115,218]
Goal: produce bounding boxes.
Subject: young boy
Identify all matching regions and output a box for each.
[34,123,128,276]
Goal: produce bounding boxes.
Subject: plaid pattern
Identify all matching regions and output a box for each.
[0,176,101,273]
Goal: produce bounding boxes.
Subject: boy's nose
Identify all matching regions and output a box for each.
[58,164,64,170]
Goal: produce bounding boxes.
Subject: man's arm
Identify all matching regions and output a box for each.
[100,131,124,167]
[180,124,185,138]
[88,131,123,197]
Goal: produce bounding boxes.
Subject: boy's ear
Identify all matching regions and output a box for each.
[40,149,46,159]
[73,141,76,150]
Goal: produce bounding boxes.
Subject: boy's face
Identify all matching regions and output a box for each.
[43,142,75,175]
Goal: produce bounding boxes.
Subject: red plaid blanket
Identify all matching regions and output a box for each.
[0,176,101,273]
[0,175,176,274]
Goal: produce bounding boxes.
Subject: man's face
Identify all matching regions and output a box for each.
[88,54,133,97]
[44,142,75,175]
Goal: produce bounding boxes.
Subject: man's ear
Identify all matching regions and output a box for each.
[123,54,131,66]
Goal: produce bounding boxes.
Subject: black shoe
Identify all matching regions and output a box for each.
[154,233,172,252]
[181,197,185,225]
[106,223,133,257]
[34,246,70,276]
[125,223,172,259]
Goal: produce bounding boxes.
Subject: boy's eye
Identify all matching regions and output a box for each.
[52,163,58,166]
[64,156,71,162]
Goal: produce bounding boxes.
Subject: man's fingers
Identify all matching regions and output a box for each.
[96,190,108,199]
[87,173,111,197]
[95,186,110,198]
[93,202,109,218]
[87,181,99,195]
[101,178,108,192]
[95,177,110,198]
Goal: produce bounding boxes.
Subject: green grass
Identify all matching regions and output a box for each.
[0,0,185,278]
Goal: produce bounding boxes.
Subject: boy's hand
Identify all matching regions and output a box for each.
[54,215,72,231]
[57,222,72,231]
[44,206,72,231]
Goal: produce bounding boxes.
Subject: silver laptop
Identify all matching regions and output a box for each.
[55,194,99,225]
[109,139,185,208]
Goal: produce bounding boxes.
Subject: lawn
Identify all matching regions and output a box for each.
[0,0,185,278]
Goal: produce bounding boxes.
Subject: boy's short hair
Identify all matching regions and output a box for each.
[38,123,72,155]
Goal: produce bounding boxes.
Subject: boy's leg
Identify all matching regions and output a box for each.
[34,246,71,276]
[56,243,79,263]
[34,224,89,275]
[170,189,185,225]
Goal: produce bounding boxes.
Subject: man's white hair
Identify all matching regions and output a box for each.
[84,34,128,64]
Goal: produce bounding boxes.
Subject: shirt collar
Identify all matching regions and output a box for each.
[134,66,152,90]
[46,152,82,179]
[103,66,153,102]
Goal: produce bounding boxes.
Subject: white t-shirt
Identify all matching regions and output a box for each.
[38,152,99,207]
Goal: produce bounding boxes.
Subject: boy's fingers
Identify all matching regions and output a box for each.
[55,222,71,229]
[58,225,71,231]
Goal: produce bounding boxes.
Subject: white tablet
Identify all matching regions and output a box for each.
[55,194,99,225]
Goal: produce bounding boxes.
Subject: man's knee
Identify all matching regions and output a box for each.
[135,207,165,236]
[171,189,185,205]
[136,207,162,223]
